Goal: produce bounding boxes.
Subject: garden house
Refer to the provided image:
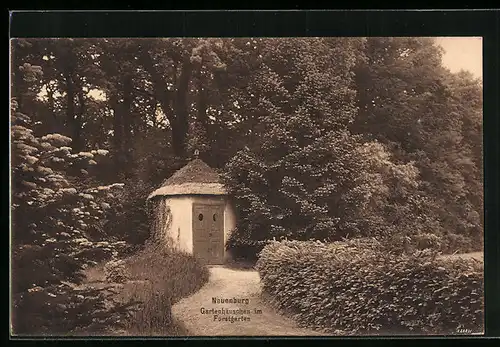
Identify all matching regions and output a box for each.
[147,158,236,265]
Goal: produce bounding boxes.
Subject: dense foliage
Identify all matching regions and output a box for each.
[11,38,483,259]
[90,241,209,336]
[223,39,367,249]
[123,250,208,336]
[352,38,483,253]
[11,37,483,333]
[223,38,482,257]
[11,94,134,334]
[256,240,484,335]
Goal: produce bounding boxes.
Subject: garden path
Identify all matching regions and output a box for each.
[171,266,327,336]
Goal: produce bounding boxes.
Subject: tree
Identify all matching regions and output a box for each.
[353,37,483,251]
[223,38,370,256]
[11,37,483,263]
[355,141,443,252]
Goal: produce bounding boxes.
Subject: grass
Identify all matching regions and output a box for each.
[121,244,209,336]
[84,243,209,336]
[117,280,187,336]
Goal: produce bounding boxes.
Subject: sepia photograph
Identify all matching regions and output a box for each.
[10,36,484,337]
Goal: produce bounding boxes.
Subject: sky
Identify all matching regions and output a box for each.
[435,37,482,79]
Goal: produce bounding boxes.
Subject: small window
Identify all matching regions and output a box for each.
[213,214,217,221]
[198,213,203,221]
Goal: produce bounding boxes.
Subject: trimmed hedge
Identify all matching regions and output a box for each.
[256,239,483,335]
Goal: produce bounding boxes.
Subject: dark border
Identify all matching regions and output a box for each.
[7,10,500,37]
[8,9,500,342]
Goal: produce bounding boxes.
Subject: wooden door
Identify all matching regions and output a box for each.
[192,203,224,265]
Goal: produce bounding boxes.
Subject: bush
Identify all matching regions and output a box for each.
[119,280,189,336]
[440,232,482,254]
[379,231,482,257]
[104,260,129,284]
[126,244,209,302]
[225,230,270,262]
[256,239,484,335]
[11,99,134,335]
[104,179,155,249]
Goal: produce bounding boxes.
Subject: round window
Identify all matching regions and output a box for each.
[198,213,203,221]
[213,214,217,221]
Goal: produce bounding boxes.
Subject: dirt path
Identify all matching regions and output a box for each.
[171,266,327,336]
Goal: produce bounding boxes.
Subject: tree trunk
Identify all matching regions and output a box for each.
[45,83,60,134]
[121,74,134,176]
[138,48,191,160]
[75,84,86,151]
[63,68,81,152]
[197,72,210,133]
[111,94,124,174]
[196,70,216,161]
[172,59,193,159]
[138,50,174,120]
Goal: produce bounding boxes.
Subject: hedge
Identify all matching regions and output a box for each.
[256,239,484,335]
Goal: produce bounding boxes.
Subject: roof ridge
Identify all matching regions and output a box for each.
[160,158,222,187]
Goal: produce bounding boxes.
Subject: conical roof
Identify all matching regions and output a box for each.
[148,159,227,199]
[161,159,222,185]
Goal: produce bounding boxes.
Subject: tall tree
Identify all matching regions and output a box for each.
[223,38,369,253]
[137,39,194,161]
[353,37,483,250]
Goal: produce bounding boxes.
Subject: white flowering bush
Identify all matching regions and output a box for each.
[104,259,129,284]
[11,100,136,335]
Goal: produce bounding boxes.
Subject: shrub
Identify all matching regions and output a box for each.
[11,99,134,335]
[256,239,484,335]
[104,179,155,249]
[126,244,209,302]
[225,230,270,262]
[104,260,129,284]
[379,231,482,257]
[118,280,189,336]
